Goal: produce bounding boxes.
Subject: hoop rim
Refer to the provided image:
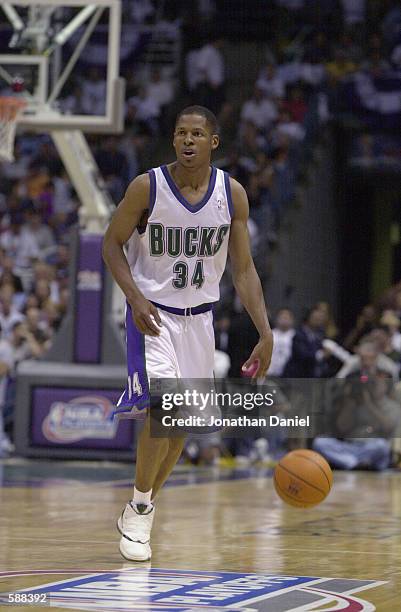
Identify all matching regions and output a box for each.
[0,97,27,124]
[0,96,27,110]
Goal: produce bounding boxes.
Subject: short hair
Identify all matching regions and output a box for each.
[175,105,219,135]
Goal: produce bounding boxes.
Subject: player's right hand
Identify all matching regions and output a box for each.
[129,296,162,336]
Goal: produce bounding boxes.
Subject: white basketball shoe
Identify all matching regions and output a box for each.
[117,502,154,561]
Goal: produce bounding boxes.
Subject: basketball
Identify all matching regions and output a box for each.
[274,449,333,508]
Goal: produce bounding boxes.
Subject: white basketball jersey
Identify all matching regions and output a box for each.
[127,165,233,308]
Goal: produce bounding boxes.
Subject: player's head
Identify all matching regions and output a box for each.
[173,106,219,168]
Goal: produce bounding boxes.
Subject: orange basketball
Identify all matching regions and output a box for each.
[274,449,333,508]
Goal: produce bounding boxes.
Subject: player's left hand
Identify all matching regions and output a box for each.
[242,333,273,379]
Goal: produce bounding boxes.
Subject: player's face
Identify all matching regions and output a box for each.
[173,114,219,168]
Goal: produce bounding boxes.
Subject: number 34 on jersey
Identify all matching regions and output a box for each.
[148,222,230,291]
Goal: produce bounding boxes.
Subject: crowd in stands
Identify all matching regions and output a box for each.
[211,294,401,470]
[1,0,401,465]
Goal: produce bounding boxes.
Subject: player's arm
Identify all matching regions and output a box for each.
[228,177,273,378]
[102,174,161,336]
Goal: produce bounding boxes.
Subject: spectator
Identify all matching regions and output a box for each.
[337,340,399,382]
[0,290,25,338]
[272,110,306,143]
[282,86,308,123]
[0,213,39,270]
[315,301,338,339]
[283,307,328,377]
[343,304,377,350]
[24,294,40,311]
[31,279,56,311]
[22,208,56,257]
[189,38,226,115]
[52,171,75,217]
[80,67,107,116]
[42,301,63,331]
[25,306,52,349]
[145,69,174,113]
[369,327,401,366]
[126,87,161,135]
[313,369,399,471]
[268,308,295,376]
[0,256,24,295]
[32,262,60,305]
[10,320,44,360]
[0,276,25,313]
[256,63,285,100]
[241,86,278,133]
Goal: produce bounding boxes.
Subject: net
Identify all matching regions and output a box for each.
[0,97,27,162]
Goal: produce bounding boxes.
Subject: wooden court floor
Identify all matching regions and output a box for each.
[0,459,400,611]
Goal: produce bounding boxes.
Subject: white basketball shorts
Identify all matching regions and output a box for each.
[114,303,215,418]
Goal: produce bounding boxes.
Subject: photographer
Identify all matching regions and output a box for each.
[313,343,401,470]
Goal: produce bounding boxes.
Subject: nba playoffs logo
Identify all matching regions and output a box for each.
[42,395,118,443]
[0,568,386,611]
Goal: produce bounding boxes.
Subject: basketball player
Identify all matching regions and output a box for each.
[102,105,273,561]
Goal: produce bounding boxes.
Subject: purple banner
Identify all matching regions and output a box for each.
[75,234,103,363]
[30,387,134,450]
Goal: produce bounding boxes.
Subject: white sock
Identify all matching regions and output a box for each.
[132,486,152,507]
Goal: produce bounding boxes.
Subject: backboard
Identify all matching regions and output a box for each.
[0,0,124,133]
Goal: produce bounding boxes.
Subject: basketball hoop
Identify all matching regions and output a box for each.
[0,97,27,162]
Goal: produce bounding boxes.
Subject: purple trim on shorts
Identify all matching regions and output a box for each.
[223,172,234,218]
[161,165,217,213]
[151,301,214,316]
[113,304,150,419]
